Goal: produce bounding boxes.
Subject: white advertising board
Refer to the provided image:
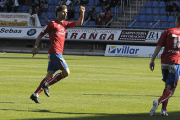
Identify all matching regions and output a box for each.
[104,45,164,58]
[0,13,41,27]
[0,27,42,39]
[0,26,164,43]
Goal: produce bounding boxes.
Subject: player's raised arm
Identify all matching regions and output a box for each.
[75,5,85,26]
[31,34,43,57]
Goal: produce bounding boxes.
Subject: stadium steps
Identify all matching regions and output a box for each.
[116,0,145,28]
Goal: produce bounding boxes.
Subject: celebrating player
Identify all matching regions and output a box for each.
[149,16,180,116]
[30,5,85,103]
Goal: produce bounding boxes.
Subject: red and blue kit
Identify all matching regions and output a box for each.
[40,19,76,72]
[157,28,180,64]
[157,28,180,87]
[40,19,76,54]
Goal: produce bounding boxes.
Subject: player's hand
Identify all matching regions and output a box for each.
[31,46,37,57]
[149,62,155,71]
[79,5,85,13]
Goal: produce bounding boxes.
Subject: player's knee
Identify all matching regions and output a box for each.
[62,68,70,77]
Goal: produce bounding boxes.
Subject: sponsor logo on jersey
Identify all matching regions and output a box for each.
[56,29,66,35]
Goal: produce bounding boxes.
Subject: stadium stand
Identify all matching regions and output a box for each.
[1,0,180,29]
[0,0,123,28]
[127,0,180,29]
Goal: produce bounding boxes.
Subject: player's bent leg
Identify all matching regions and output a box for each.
[30,77,47,103]
[62,68,70,77]
[42,68,70,97]
[30,72,54,103]
[150,85,174,116]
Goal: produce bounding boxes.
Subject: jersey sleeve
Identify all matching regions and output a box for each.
[157,29,168,47]
[66,21,76,29]
[40,22,54,36]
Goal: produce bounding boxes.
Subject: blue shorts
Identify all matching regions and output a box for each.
[161,63,180,88]
[47,53,68,73]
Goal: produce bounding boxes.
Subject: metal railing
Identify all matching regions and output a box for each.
[153,20,160,28]
[83,17,90,26]
[105,18,113,26]
[128,19,136,27]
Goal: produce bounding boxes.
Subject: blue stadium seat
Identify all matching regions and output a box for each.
[146,15,153,22]
[127,22,135,27]
[161,22,169,28]
[74,12,79,20]
[154,23,161,28]
[148,22,154,28]
[87,0,94,6]
[152,1,159,7]
[160,8,166,15]
[146,8,153,14]
[141,22,147,27]
[168,16,175,22]
[48,13,56,19]
[153,8,159,15]
[161,16,168,22]
[140,15,146,21]
[145,1,153,7]
[40,19,48,26]
[48,6,55,12]
[127,22,132,27]
[96,7,101,12]
[136,22,141,27]
[133,15,140,21]
[18,5,23,11]
[95,0,99,5]
[83,21,89,26]
[169,23,175,28]
[159,1,166,7]
[111,7,115,13]
[139,8,146,14]
[89,21,96,25]
[55,0,59,4]
[22,5,29,11]
[40,12,47,19]
[174,2,180,7]
[117,7,121,14]
[75,6,79,12]
[48,0,55,4]
[154,16,160,21]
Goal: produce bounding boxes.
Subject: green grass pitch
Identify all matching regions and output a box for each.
[0,53,180,120]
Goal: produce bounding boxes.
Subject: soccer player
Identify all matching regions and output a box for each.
[149,16,180,116]
[30,5,85,103]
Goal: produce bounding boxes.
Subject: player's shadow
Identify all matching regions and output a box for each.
[2,108,179,120]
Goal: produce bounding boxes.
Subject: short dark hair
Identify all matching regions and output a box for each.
[55,5,67,17]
